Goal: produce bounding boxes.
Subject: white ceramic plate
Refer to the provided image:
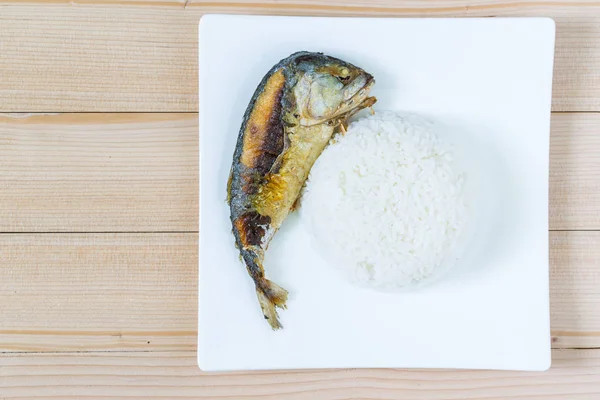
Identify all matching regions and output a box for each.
[198,15,555,372]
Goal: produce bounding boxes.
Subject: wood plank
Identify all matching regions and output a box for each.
[0,6,198,112]
[1,112,598,232]
[1,4,600,112]
[0,350,599,399]
[0,231,597,352]
[0,233,198,353]
[550,113,600,230]
[550,231,600,348]
[0,113,198,232]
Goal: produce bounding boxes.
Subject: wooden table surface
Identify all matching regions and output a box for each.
[1,1,600,399]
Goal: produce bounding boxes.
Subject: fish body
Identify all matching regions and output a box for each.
[228,51,376,329]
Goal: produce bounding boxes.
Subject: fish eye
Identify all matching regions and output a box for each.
[337,67,351,83]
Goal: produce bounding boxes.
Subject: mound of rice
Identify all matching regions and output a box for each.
[300,111,469,291]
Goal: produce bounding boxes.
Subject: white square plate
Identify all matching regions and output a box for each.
[198,15,555,372]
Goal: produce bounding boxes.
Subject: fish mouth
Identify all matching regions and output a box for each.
[342,73,374,101]
[300,76,375,127]
[342,77,375,109]
[332,77,376,119]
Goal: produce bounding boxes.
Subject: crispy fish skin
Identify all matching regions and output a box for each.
[228,51,376,329]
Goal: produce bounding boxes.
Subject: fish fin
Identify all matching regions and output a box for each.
[290,196,301,212]
[256,280,288,330]
[226,171,233,204]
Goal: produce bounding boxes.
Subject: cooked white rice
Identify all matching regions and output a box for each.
[300,111,469,291]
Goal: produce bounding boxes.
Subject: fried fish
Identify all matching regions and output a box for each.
[227,51,376,329]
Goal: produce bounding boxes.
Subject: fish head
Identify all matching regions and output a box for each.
[289,53,376,126]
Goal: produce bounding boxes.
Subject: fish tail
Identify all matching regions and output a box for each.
[256,279,288,330]
[240,246,289,330]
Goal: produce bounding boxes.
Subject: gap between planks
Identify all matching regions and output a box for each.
[2,111,600,114]
[0,231,197,234]
[2,348,600,355]
[0,230,597,234]
[0,350,196,354]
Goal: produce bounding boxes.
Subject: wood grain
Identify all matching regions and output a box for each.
[0,233,198,352]
[0,350,599,399]
[0,113,198,233]
[1,4,600,111]
[550,231,600,348]
[1,112,598,232]
[2,2,600,396]
[550,113,600,230]
[6,0,600,7]
[0,231,596,352]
